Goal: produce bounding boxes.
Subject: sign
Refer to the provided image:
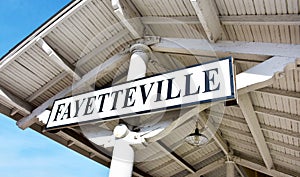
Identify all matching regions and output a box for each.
[46,57,235,130]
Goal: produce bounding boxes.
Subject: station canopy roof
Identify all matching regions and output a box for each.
[1,0,300,176]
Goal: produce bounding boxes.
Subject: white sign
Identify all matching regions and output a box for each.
[46,57,235,130]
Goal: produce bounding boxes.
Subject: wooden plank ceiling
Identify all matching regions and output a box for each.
[0,0,299,177]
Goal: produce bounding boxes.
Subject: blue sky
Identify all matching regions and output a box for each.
[0,1,109,177]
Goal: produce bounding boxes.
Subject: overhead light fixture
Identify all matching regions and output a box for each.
[185,121,209,146]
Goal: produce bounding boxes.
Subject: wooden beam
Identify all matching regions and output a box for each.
[26,72,68,102]
[37,38,81,80]
[17,53,129,129]
[221,121,300,153]
[0,86,33,115]
[219,111,300,140]
[233,157,293,177]
[220,14,300,25]
[112,0,143,39]
[255,87,300,100]
[236,56,296,95]
[157,141,196,174]
[142,14,300,26]
[190,0,222,42]
[254,106,300,123]
[185,159,225,177]
[151,38,300,59]
[265,138,299,152]
[199,112,229,155]
[238,94,274,170]
[141,16,199,25]
[76,28,129,67]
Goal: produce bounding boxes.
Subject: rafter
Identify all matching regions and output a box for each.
[76,28,129,67]
[17,53,129,129]
[220,14,300,25]
[221,123,300,153]
[255,87,300,100]
[233,157,293,177]
[37,38,81,80]
[151,38,300,59]
[185,158,225,177]
[219,111,300,140]
[157,141,196,174]
[0,86,33,115]
[199,112,229,155]
[190,0,222,42]
[112,0,143,39]
[238,94,273,169]
[236,56,296,95]
[26,72,69,102]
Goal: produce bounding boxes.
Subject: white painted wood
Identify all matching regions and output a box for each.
[76,28,129,67]
[17,53,129,129]
[233,157,293,177]
[37,38,81,80]
[157,141,195,174]
[236,56,296,95]
[26,72,69,102]
[141,16,199,25]
[185,159,225,177]
[0,86,33,115]
[112,0,143,39]
[190,0,223,42]
[152,38,300,59]
[199,112,230,155]
[238,94,274,170]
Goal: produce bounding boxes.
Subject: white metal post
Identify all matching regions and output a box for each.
[109,139,134,177]
[108,43,150,177]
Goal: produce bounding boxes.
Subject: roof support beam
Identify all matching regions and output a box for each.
[233,157,293,177]
[220,111,300,140]
[190,0,222,42]
[186,159,225,177]
[255,87,300,102]
[220,14,300,25]
[26,72,69,102]
[0,86,33,115]
[151,37,300,59]
[221,122,300,153]
[236,56,296,95]
[37,38,81,80]
[157,141,196,174]
[238,94,274,170]
[199,112,229,155]
[112,0,143,39]
[76,28,129,67]
[17,53,129,129]
[235,97,300,123]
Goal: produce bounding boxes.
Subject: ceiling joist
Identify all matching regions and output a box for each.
[233,157,293,177]
[190,0,223,42]
[151,38,300,59]
[238,94,274,170]
[112,0,143,39]
[37,38,81,80]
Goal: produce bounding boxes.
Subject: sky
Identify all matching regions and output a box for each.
[0,1,109,177]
